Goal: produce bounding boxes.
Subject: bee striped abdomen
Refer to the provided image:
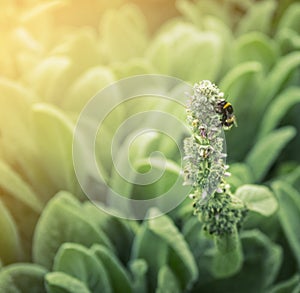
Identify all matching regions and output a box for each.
[215,99,236,129]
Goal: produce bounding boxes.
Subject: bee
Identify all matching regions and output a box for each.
[215,99,237,129]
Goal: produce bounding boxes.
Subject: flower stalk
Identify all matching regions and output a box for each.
[183,80,247,235]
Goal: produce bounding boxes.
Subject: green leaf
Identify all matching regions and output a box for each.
[110,131,176,198]
[269,274,300,293]
[53,243,111,293]
[147,209,198,290]
[258,87,300,139]
[100,4,148,62]
[195,230,282,292]
[0,160,43,213]
[220,61,263,104]
[27,28,102,104]
[112,58,155,80]
[132,158,184,200]
[276,28,300,54]
[131,220,169,292]
[91,244,132,293]
[147,22,223,83]
[226,163,254,190]
[83,202,134,264]
[219,62,264,160]
[235,184,278,216]
[176,0,204,27]
[195,15,234,76]
[277,2,300,33]
[33,191,113,270]
[45,272,90,293]
[26,56,71,103]
[210,227,243,278]
[0,78,35,164]
[0,200,22,264]
[256,52,300,113]
[32,103,82,197]
[272,181,300,267]
[109,125,188,213]
[239,231,282,288]
[276,3,300,53]
[182,218,214,285]
[155,266,180,293]
[177,0,231,26]
[0,80,58,201]
[246,126,296,182]
[129,259,148,293]
[52,28,103,71]
[236,0,277,35]
[281,165,300,192]
[0,263,47,293]
[62,66,115,113]
[233,32,278,72]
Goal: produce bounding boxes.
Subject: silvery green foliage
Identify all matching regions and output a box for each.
[0,1,299,292]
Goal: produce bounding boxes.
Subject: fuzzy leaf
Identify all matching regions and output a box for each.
[148,209,198,290]
[27,28,102,104]
[45,272,90,293]
[233,32,278,72]
[177,0,231,26]
[27,56,71,103]
[32,103,81,196]
[62,66,115,113]
[256,52,300,112]
[0,78,35,164]
[269,274,300,293]
[272,182,300,267]
[196,230,282,292]
[0,160,43,213]
[91,244,132,293]
[131,221,169,292]
[276,28,300,54]
[83,202,134,264]
[147,22,223,83]
[210,227,243,278]
[0,200,22,264]
[112,58,155,80]
[219,62,264,160]
[33,191,113,270]
[53,243,111,293]
[100,4,148,62]
[258,87,300,138]
[235,184,278,216]
[182,218,213,285]
[277,2,300,33]
[237,230,282,292]
[276,3,300,53]
[236,0,277,35]
[240,230,282,288]
[51,28,102,70]
[220,61,263,104]
[156,266,180,293]
[0,79,51,198]
[246,126,296,182]
[0,263,47,293]
[226,163,254,189]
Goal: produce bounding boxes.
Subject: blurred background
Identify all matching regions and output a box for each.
[0,0,300,292]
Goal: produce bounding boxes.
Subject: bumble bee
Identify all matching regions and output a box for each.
[215,99,237,129]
